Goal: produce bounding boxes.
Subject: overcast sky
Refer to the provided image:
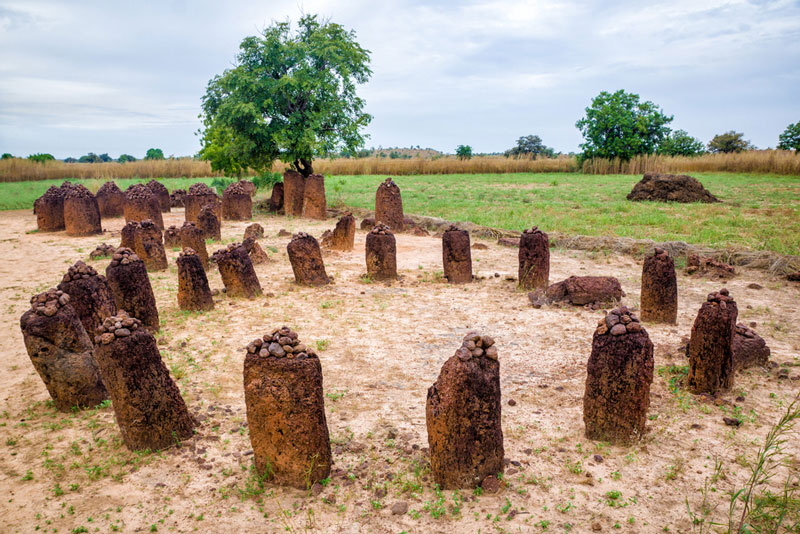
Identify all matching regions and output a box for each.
[1,0,798,158]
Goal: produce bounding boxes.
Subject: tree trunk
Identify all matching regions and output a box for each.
[295,158,314,177]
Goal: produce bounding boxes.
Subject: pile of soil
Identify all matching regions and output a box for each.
[627,172,719,203]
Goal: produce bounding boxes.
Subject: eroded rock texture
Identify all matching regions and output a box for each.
[365,224,398,280]
[688,289,737,394]
[244,327,331,489]
[426,333,503,489]
[57,261,117,339]
[197,205,221,241]
[322,213,356,251]
[269,182,284,213]
[283,170,305,217]
[93,312,196,451]
[243,237,270,265]
[584,307,654,445]
[177,249,214,311]
[442,226,472,284]
[170,189,186,208]
[244,223,264,241]
[96,181,125,218]
[287,233,330,286]
[627,173,719,203]
[375,178,404,231]
[302,174,326,220]
[184,183,220,224]
[133,219,167,272]
[640,248,678,324]
[164,225,181,249]
[20,288,107,411]
[733,323,770,371]
[64,184,102,236]
[518,227,549,291]
[530,276,624,308]
[146,180,171,213]
[180,222,208,268]
[34,186,66,231]
[124,184,163,230]
[212,243,262,298]
[105,248,159,331]
[360,217,376,232]
[223,181,253,221]
[686,254,736,279]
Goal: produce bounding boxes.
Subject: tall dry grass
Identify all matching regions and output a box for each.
[2,150,798,182]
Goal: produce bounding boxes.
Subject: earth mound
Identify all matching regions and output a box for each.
[627,172,719,203]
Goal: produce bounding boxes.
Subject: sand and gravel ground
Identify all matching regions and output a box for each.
[0,208,798,534]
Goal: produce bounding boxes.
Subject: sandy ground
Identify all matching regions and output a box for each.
[0,207,798,534]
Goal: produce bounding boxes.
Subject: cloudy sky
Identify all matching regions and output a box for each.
[1,0,798,158]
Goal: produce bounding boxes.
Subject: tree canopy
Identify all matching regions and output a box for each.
[27,153,55,163]
[455,145,473,160]
[199,15,372,177]
[707,131,752,153]
[657,129,705,157]
[505,135,555,158]
[778,122,800,151]
[575,90,673,161]
[145,148,165,160]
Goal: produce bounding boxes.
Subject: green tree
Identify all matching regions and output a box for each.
[199,15,372,177]
[1,153,13,160]
[455,145,473,160]
[118,154,137,163]
[27,153,55,163]
[78,153,101,163]
[145,148,165,160]
[505,134,555,158]
[778,122,800,151]
[707,131,753,153]
[575,89,673,161]
[657,129,705,156]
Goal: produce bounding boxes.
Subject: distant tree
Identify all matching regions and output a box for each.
[778,122,800,151]
[145,148,165,160]
[456,145,473,160]
[707,131,753,153]
[63,157,78,163]
[1,153,13,160]
[78,153,101,163]
[657,129,705,157]
[118,154,137,163]
[505,134,555,158]
[199,15,372,177]
[98,153,112,162]
[575,89,673,161]
[27,153,55,163]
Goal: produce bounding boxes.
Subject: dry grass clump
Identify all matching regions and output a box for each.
[581,150,800,175]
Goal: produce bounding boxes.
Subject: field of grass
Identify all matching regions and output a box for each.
[3,172,799,256]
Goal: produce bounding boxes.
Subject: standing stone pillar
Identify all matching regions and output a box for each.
[134,219,167,272]
[64,184,102,236]
[518,226,550,291]
[269,182,284,213]
[184,183,220,223]
[198,205,221,241]
[120,221,139,250]
[96,181,125,218]
[57,261,117,339]
[321,213,355,251]
[375,177,404,232]
[180,222,209,268]
[426,333,503,489]
[164,225,181,249]
[244,327,331,489]
[212,243,263,298]
[222,182,253,220]
[93,312,196,450]
[243,237,270,265]
[124,184,163,230]
[244,223,264,241]
[177,249,214,311]
[365,224,398,280]
[584,307,654,445]
[34,186,66,231]
[105,248,159,331]
[640,248,678,324]
[301,174,326,220]
[442,225,472,284]
[283,170,306,217]
[688,289,737,394]
[146,180,171,213]
[287,233,330,286]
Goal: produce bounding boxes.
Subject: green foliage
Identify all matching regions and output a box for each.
[778,122,800,151]
[78,153,112,163]
[118,154,137,163]
[658,129,705,156]
[199,14,372,177]
[575,89,673,161]
[505,134,555,158]
[251,171,282,190]
[1,153,13,160]
[707,131,753,153]
[27,153,55,163]
[455,145,473,160]
[144,148,165,160]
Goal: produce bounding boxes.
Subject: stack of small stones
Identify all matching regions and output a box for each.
[95,181,125,218]
[211,243,262,298]
[94,311,140,345]
[134,219,167,271]
[287,232,330,286]
[197,204,221,241]
[584,307,653,445]
[375,177,404,232]
[222,181,253,220]
[20,288,107,411]
[124,184,163,230]
[243,326,332,488]
[177,248,214,311]
[34,186,66,231]
[105,248,159,330]
[640,247,678,324]
[180,222,209,268]
[687,289,737,394]
[426,332,503,489]
[145,180,171,212]
[365,223,398,280]
[89,243,116,259]
[243,237,270,265]
[518,226,550,292]
[164,225,181,249]
[63,184,102,236]
[57,260,117,338]
[442,225,472,284]
[185,183,220,223]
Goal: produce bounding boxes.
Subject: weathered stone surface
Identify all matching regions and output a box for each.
[133,220,167,272]
[34,186,66,231]
[283,170,305,217]
[427,333,503,489]
[124,184,163,230]
[688,289,737,394]
[164,225,181,249]
[686,254,735,279]
[145,180,171,213]
[360,217,375,232]
[64,184,102,236]
[184,183,220,224]
[105,248,159,331]
[287,233,330,286]
[177,249,214,311]
[197,205,221,241]
[222,181,253,221]
[169,189,186,208]
[375,178,404,231]
[243,237,270,265]
[301,174,326,220]
[321,213,356,251]
[269,182,284,213]
[530,276,624,308]
[57,261,117,339]
[244,327,331,489]
[732,323,770,371]
[365,224,397,280]
[640,247,678,324]
[244,223,264,241]
[442,225,472,284]
[119,221,139,250]
[93,312,195,450]
[20,288,107,411]
[518,226,549,291]
[627,172,719,203]
[96,181,125,218]
[584,307,653,445]
[180,222,208,268]
[212,243,262,298]
[89,243,115,259]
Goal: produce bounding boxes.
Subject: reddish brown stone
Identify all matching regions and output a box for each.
[212,243,262,298]
[686,254,736,279]
[426,333,503,489]
[20,288,107,411]
[124,184,164,230]
[184,183,220,223]
[442,226,472,284]
[93,312,196,450]
[120,221,140,250]
[105,248,159,331]
[89,243,115,259]
[302,174,326,220]
[640,248,678,324]
[360,217,375,231]
[269,182,284,213]
[34,186,66,231]
[531,276,624,307]
[287,233,330,286]
[243,237,270,265]
[733,323,770,371]
[244,223,264,241]
[237,179,256,196]
[223,182,253,220]
[57,261,117,338]
[518,227,549,291]
[64,184,102,236]
[197,205,221,241]
[688,289,738,394]
[146,180,171,213]
[164,225,181,249]
[133,220,167,272]
[170,189,186,208]
[244,327,331,489]
[96,181,125,218]
[180,222,209,268]
[283,170,306,217]
[177,249,214,311]
[365,224,398,280]
[584,307,654,445]
[375,178,404,231]
[321,213,355,251]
